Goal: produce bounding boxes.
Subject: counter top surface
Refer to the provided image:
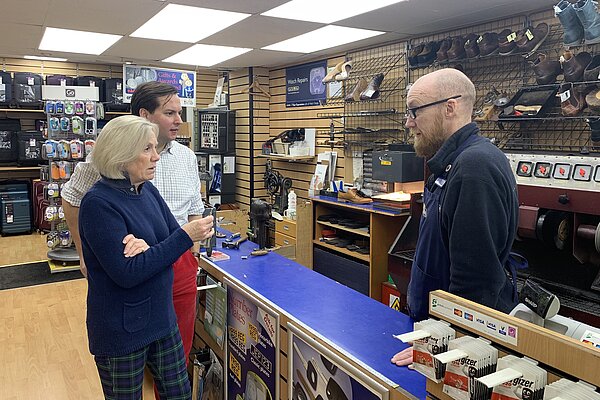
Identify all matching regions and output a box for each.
[203,232,425,399]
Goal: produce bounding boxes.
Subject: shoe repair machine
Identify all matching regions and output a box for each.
[264,160,292,213]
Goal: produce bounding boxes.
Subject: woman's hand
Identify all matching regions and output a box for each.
[391,346,414,367]
[122,234,150,257]
[182,215,214,242]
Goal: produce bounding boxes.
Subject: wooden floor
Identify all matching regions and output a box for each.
[0,234,155,399]
[0,232,49,267]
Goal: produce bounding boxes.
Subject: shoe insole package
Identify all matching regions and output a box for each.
[411,319,456,382]
[489,355,547,400]
[543,378,600,400]
[501,86,558,117]
[441,336,498,400]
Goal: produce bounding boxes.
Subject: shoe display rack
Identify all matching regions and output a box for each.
[311,195,408,301]
[42,95,97,272]
[421,290,600,400]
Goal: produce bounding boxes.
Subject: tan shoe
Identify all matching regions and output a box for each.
[322,61,345,84]
[338,188,373,204]
[335,61,352,81]
[345,78,368,102]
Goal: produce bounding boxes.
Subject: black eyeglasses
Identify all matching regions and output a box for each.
[405,95,462,119]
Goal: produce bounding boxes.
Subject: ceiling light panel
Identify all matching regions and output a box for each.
[25,55,68,62]
[131,4,250,43]
[263,25,384,53]
[39,27,122,55]
[163,44,252,67]
[262,0,406,24]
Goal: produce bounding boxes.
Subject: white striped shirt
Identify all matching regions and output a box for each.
[61,140,204,226]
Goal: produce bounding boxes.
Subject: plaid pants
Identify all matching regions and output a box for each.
[94,327,191,400]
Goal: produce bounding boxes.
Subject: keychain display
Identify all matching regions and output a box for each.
[43,97,98,251]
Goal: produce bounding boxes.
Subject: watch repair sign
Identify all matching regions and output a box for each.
[226,284,278,400]
[286,60,327,107]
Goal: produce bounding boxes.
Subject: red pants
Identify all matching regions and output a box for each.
[154,250,197,399]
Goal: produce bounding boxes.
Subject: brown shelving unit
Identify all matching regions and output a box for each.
[313,240,370,263]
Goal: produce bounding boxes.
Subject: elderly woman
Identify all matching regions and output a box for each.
[79,115,212,399]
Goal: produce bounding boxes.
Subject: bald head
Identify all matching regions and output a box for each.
[412,68,476,113]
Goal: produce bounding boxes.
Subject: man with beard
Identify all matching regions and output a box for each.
[392,68,518,366]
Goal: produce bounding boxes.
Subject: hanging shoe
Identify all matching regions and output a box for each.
[335,61,353,81]
[359,73,385,101]
[498,29,518,55]
[408,43,425,68]
[464,33,480,59]
[515,22,550,55]
[478,32,499,57]
[558,83,586,116]
[530,53,563,85]
[345,78,368,102]
[416,41,440,67]
[447,36,467,61]
[555,0,585,46]
[562,50,592,82]
[574,0,600,44]
[322,61,344,84]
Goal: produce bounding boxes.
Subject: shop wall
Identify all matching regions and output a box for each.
[267,57,346,201]
[229,67,270,210]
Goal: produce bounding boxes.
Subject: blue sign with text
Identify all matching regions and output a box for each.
[286,60,327,107]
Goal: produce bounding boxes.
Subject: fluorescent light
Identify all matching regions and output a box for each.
[263,25,384,53]
[262,0,406,23]
[131,4,250,43]
[163,44,251,67]
[39,27,121,55]
[24,55,68,62]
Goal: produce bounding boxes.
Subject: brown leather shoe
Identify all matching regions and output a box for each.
[436,37,452,63]
[464,33,480,59]
[447,36,466,61]
[478,32,499,57]
[345,78,368,102]
[584,54,600,82]
[516,22,550,55]
[530,53,562,85]
[558,83,586,116]
[338,188,372,204]
[498,29,517,55]
[417,41,440,67]
[563,50,592,82]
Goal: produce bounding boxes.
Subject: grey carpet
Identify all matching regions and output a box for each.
[0,262,83,290]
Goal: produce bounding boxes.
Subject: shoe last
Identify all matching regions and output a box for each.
[574,0,600,44]
[555,0,585,46]
[322,61,344,84]
[335,61,353,81]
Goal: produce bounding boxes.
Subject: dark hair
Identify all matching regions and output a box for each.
[131,81,178,116]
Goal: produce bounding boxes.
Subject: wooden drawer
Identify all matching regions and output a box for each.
[275,231,296,247]
[275,218,296,238]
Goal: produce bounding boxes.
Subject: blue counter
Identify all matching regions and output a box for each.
[202,232,426,399]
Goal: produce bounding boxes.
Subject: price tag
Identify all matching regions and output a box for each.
[525,29,534,40]
[477,35,483,43]
[60,79,66,86]
[28,77,34,85]
[507,32,517,42]
[362,89,375,98]
[29,138,36,146]
[381,160,392,166]
[560,90,571,102]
